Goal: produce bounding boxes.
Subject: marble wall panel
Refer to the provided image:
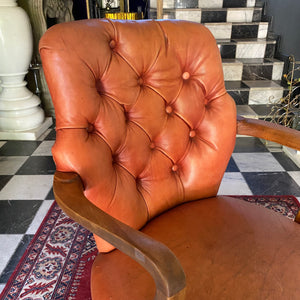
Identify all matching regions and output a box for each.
[218,44,237,58]
[227,8,254,22]
[200,10,227,22]
[272,61,284,80]
[257,23,268,39]
[252,8,262,22]
[223,0,247,8]
[242,65,273,80]
[245,81,284,105]
[222,60,243,80]
[175,9,201,22]
[227,90,249,104]
[247,0,256,7]
[231,24,259,39]
[150,0,174,9]
[265,43,276,58]
[175,0,198,8]
[236,41,266,58]
[198,0,222,8]
[205,23,232,39]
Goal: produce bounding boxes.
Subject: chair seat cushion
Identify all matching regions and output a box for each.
[91,196,300,299]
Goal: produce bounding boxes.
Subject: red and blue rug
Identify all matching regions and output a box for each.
[1,195,299,300]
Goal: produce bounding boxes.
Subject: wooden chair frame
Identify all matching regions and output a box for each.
[53,116,300,300]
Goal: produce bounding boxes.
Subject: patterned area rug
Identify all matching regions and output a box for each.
[1,195,299,300]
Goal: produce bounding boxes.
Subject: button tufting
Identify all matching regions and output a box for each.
[189,130,196,138]
[149,142,155,149]
[109,40,116,49]
[182,71,190,80]
[165,105,173,114]
[172,164,178,172]
[138,77,144,86]
[87,123,94,133]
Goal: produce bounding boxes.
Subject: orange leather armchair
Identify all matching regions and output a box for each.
[40,19,300,299]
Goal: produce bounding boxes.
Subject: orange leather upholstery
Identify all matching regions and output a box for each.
[91,196,300,299]
[40,19,236,252]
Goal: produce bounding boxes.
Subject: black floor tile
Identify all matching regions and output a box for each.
[46,187,54,200]
[0,141,41,156]
[272,152,300,171]
[0,200,42,234]
[0,175,12,191]
[0,234,34,283]
[242,172,300,196]
[45,129,56,141]
[234,137,268,152]
[226,157,240,172]
[16,156,56,175]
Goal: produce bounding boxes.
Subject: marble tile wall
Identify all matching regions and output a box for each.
[222,59,243,80]
[198,0,223,8]
[227,8,253,22]
[205,23,232,39]
[175,9,201,21]
[244,81,284,105]
[236,40,266,58]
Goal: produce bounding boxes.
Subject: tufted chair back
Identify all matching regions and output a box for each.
[40,19,236,252]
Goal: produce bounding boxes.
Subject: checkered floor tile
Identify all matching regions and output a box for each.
[0,127,300,294]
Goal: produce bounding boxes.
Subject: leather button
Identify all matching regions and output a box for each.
[87,123,94,133]
[109,40,116,49]
[172,164,178,172]
[149,142,155,149]
[165,105,173,114]
[182,71,190,80]
[189,130,196,138]
[138,77,144,85]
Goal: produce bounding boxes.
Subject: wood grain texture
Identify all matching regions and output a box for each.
[53,171,186,300]
[237,115,300,151]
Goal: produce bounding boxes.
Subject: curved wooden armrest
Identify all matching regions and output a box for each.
[53,171,186,300]
[237,115,300,151]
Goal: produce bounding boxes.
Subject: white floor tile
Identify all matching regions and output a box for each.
[0,283,5,294]
[26,200,54,235]
[232,153,285,172]
[32,141,55,156]
[0,234,23,275]
[37,128,52,141]
[0,175,53,200]
[218,173,252,195]
[288,171,300,186]
[0,141,6,148]
[0,156,28,175]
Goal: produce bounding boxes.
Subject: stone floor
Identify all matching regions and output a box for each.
[1,119,300,294]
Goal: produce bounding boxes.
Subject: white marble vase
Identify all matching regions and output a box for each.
[0,0,50,139]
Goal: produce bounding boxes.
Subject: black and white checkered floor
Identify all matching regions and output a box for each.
[1,122,300,293]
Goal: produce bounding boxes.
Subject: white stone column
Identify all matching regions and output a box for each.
[0,0,52,140]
